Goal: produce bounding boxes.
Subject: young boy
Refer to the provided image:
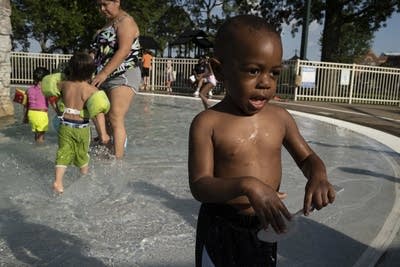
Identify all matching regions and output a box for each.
[141,50,152,90]
[24,67,50,143]
[188,15,336,267]
[49,52,110,193]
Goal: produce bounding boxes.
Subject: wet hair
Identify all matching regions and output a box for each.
[214,15,281,61]
[33,67,50,84]
[67,51,96,81]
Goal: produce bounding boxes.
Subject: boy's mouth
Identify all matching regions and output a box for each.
[249,97,267,110]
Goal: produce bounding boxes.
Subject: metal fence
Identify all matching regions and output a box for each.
[11,52,71,84]
[294,60,400,106]
[10,52,400,106]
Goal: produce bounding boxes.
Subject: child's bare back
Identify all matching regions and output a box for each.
[60,81,98,120]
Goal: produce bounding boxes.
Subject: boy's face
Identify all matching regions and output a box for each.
[218,30,282,115]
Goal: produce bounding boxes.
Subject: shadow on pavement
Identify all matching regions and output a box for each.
[129,180,199,228]
[0,208,106,266]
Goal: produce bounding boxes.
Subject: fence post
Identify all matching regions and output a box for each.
[55,54,60,73]
[348,63,356,104]
[294,59,300,101]
[150,58,155,91]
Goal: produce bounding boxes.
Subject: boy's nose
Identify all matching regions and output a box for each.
[257,73,273,89]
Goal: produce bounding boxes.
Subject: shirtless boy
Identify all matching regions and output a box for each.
[51,52,110,193]
[188,15,336,267]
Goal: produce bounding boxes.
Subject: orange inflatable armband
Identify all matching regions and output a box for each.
[13,88,27,105]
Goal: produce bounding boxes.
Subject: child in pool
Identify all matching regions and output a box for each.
[188,15,336,267]
[24,67,50,143]
[52,52,110,194]
[192,57,217,109]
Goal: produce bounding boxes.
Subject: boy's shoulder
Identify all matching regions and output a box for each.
[262,103,294,121]
[190,107,222,128]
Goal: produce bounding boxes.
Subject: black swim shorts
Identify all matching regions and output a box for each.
[195,203,277,267]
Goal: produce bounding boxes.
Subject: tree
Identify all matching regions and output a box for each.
[11,0,101,53]
[175,0,234,34]
[233,0,400,62]
[125,0,193,54]
[11,0,400,61]
[333,22,373,63]
[10,0,192,54]
[232,0,298,32]
[155,6,194,52]
[319,0,399,62]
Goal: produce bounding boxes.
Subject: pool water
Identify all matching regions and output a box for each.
[0,94,398,266]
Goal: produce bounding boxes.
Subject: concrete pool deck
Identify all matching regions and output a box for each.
[191,93,400,266]
[0,93,399,266]
[270,99,400,267]
[155,93,400,266]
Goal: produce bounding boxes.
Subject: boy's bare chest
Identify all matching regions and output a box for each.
[213,120,284,161]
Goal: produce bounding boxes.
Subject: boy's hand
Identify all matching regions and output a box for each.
[303,178,336,215]
[245,179,291,234]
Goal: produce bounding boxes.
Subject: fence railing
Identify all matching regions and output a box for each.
[10,52,400,106]
[294,60,400,106]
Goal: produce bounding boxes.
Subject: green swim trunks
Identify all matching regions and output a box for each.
[56,124,91,168]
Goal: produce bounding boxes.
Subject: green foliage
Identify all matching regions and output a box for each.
[11,0,102,53]
[10,0,400,61]
[175,0,234,33]
[320,0,400,62]
[334,22,373,63]
[233,0,400,62]
[10,0,192,54]
[155,6,193,50]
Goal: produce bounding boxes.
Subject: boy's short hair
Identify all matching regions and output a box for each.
[33,67,50,84]
[214,15,281,60]
[68,51,96,81]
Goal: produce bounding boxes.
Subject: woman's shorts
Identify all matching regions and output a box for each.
[27,110,49,132]
[206,74,217,86]
[142,67,150,77]
[100,67,141,93]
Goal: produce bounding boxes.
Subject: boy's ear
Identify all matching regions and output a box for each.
[209,58,223,82]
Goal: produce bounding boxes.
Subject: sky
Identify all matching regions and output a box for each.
[281,12,400,61]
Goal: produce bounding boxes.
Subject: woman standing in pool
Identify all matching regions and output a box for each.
[90,0,141,159]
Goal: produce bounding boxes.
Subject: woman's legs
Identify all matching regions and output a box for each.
[107,86,135,159]
[199,82,214,109]
[193,77,205,96]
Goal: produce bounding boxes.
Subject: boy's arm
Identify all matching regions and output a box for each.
[189,113,291,233]
[48,96,59,114]
[282,110,335,215]
[93,113,110,145]
[299,153,335,215]
[23,102,28,123]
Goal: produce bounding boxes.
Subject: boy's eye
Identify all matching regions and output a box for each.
[271,70,281,78]
[248,68,260,75]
